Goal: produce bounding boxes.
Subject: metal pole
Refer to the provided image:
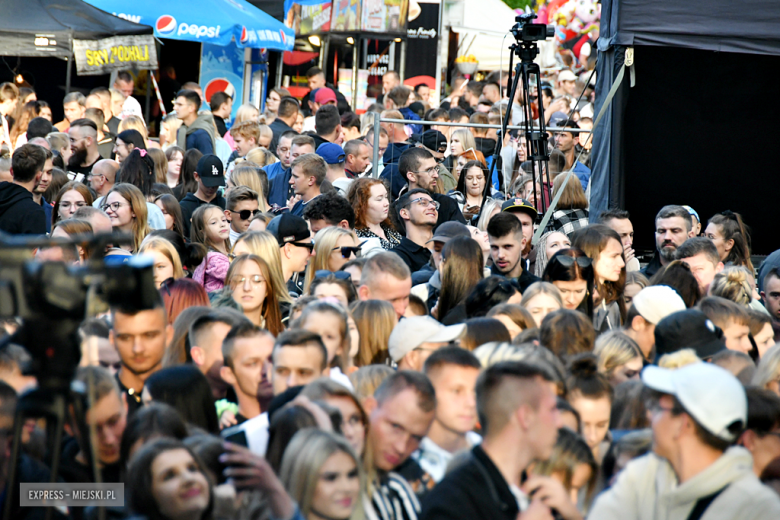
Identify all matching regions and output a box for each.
[399,40,407,82]
[65,52,72,94]
[433,1,445,107]
[371,115,381,178]
[144,73,151,124]
[351,37,359,111]
[275,52,284,88]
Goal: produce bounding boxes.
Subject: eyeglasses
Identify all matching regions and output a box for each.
[290,241,314,252]
[229,274,266,290]
[315,270,352,281]
[551,255,592,268]
[60,201,87,210]
[87,173,104,180]
[644,399,678,415]
[410,198,440,211]
[412,166,439,176]
[229,209,261,221]
[100,201,128,213]
[332,241,366,259]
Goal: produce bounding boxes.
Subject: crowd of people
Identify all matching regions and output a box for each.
[0,64,780,520]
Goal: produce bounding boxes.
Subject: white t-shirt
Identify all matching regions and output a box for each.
[121,96,144,119]
[412,431,482,482]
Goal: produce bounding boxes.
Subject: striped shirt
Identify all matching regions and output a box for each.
[368,471,420,520]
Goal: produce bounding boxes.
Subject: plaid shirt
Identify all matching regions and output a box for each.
[552,208,590,237]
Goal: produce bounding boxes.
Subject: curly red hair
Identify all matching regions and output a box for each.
[346,177,393,229]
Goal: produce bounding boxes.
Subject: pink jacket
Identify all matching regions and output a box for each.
[193,251,230,293]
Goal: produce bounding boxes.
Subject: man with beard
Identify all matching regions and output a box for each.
[487,212,541,292]
[398,147,465,228]
[642,205,695,278]
[221,323,276,425]
[391,188,437,273]
[67,118,101,177]
[31,145,53,232]
[189,310,249,400]
[555,121,591,191]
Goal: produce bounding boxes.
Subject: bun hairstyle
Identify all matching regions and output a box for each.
[707,211,753,273]
[709,266,753,306]
[566,353,614,402]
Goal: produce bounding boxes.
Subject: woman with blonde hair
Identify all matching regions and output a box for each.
[521,282,564,328]
[449,129,477,167]
[280,428,365,520]
[709,266,753,305]
[228,162,268,211]
[118,115,156,148]
[234,103,260,125]
[753,344,780,396]
[232,231,292,304]
[244,146,277,168]
[476,197,501,232]
[550,174,589,237]
[303,227,361,292]
[102,183,149,252]
[159,114,183,150]
[223,254,284,335]
[139,236,185,288]
[593,330,644,386]
[350,299,397,367]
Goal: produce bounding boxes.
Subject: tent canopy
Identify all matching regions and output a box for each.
[0,0,152,57]
[84,0,295,51]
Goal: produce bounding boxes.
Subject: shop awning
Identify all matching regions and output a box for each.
[83,0,295,51]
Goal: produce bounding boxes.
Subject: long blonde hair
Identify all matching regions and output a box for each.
[593,330,643,377]
[232,231,292,303]
[139,236,185,281]
[234,104,260,125]
[450,129,477,158]
[230,163,268,212]
[349,299,396,367]
[280,429,365,520]
[303,227,357,292]
[244,147,277,168]
[106,183,149,252]
[118,115,148,146]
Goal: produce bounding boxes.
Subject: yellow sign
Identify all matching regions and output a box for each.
[74,35,158,75]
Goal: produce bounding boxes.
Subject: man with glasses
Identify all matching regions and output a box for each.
[87,159,119,202]
[398,147,466,228]
[266,213,314,298]
[268,134,314,209]
[225,186,260,246]
[391,188,438,273]
[591,362,780,519]
[67,118,101,176]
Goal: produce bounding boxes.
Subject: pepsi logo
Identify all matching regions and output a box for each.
[156,15,177,36]
[240,27,249,43]
[204,78,236,103]
[280,30,287,45]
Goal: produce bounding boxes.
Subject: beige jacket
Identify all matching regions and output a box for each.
[589,447,780,520]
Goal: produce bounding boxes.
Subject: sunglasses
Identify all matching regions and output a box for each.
[290,241,314,252]
[332,241,366,259]
[230,209,261,220]
[315,270,352,281]
[552,255,592,268]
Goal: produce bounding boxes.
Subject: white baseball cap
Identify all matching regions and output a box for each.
[642,362,747,441]
[558,70,577,82]
[632,285,687,325]
[388,316,466,363]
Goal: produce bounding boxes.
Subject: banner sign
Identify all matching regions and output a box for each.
[405,1,438,79]
[73,35,157,75]
[286,1,332,35]
[331,0,361,32]
[361,0,409,34]
[200,40,245,125]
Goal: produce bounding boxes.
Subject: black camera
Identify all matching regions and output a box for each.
[511,13,555,42]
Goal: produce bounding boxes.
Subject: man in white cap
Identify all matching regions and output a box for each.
[557,69,578,98]
[590,362,780,519]
[623,285,686,362]
[388,316,466,371]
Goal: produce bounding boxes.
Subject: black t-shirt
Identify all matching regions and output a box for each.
[69,156,101,178]
[115,372,143,418]
[214,116,228,138]
[391,237,432,274]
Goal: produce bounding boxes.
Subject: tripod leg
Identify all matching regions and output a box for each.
[2,407,27,520]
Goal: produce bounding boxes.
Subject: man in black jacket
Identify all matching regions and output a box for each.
[420,362,580,520]
[397,147,466,228]
[0,144,46,235]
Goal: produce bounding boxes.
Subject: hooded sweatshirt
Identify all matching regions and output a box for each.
[0,182,46,235]
[177,113,217,155]
[589,447,780,520]
[379,142,412,198]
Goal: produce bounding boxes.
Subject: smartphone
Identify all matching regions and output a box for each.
[221,426,248,447]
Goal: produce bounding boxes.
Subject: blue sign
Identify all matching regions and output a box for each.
[201,41,246,126]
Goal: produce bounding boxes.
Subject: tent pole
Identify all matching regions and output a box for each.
[399,40,406,82]
[65,52,72,94]
[275,52,283,88]
[351,36,359,111]
[144,73,151,123]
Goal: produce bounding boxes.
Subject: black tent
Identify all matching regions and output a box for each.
[591,0,780,254]
[246,0,284,22]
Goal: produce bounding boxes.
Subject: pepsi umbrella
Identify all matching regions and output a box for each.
[83,0,294,51]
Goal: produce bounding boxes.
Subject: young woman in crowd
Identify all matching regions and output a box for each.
[350,299,396,367]
[142,365,219,434]
[153,194,186,238]
[486,304,536,339]
[540,310,596,359]
[295,301,355,383]
[448,129,477,174]
[705,211,753,272]
[347,178,401,250]
[566,354,614,465]
[279,429,364,520]
[173,149,203,201]
[753,344,780,396]
[309,272,358,308]
[164,146,184,188]
[117,148,157,200]
[623,271,648,306]
[464,277,522,319]
[530,427,598,509]
[126,438,213,520]
[521,282,564,328]
[543,248,595,319]
[139,236,185,288]
[159,115,183,150]
[51,181,93,227]
[709,266,754,305]
[304,227,362,292]
[593,330,644,387]
[232,230,293,306]
[455,149,487,179]
[190,204,231,292]
[162,305,211,366]
[224,254,284,335]
[476,198,501,232]
[149,229,206,276]
[649,260,701,307]
[228,162,269,211]
[39,219,93,263]
[301,379,368,456]
[119,403,188,466]
[455,160,492,223]
[118,115,151,148]
[437,236,485,325]
[550,174,590,237]
[534,231,572,277]
[460,318,511,350]
[468,225,491,267]
[573,224,626,332]
[102,183,149,253]
[748,309,775,357]
[146,148,167,185]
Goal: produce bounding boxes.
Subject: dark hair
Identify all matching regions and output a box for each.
[314,104,340,136]
[398,147,434,181]
[116,129,146,150]
[465,276,520,318]
[119,403,188,467]
[572,224,626,320]
[11,143,46,183]
[566,354,614,403]
[745,387,780,435]
[306,66,324,78]
[153,194,185,238]
[461,318,511,351]
[424,346,481,374]
[175,89,201,108]
[126,438,213,520]
[601,428,652,485]
[707,211,753,272]
[266,404,318,473]
[487,212,523,240]
[27,117,53,139]
[557,397,581,431]
[274,329,328,371]
[374,370,437,413]
[209,91,232,112]
[648,260,700,307]
[426,108,449,122]
[598,208,630,223]
[308,273,358,304]
[610,379,649,430]
[543,248,595,319]
[540,309,595,358]
[151,183,174,199]
[341,111,360,130]
[437,236,484,321]
[455,160,488,200]
[674,236,720,265]
[655,205,692,231]
[145,365,219,434]
[176,149,203,197]
[118,149,156,196]
[278,96,300,119]
[149,229,206,273]
[303,191,355,229]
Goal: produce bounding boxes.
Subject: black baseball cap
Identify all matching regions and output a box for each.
[266,213,311,246]
[196,155,225,187]
[654,309,727,361]
[426,221,470,244]
[501,198,538,219]
[412,130,448,155]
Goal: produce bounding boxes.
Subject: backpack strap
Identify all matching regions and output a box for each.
[685,484,729,520]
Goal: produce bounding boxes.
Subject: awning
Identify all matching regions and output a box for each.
[83,0,295,51]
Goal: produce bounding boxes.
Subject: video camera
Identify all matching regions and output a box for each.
[510,13,555,42]
[0,232,159,392]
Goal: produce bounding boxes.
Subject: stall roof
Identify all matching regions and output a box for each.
[83,0,295,51]
[0,0,152,57]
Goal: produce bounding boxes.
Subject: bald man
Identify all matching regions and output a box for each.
[88,159,118,199]
[73,206,113,235]
[26,137,51,150]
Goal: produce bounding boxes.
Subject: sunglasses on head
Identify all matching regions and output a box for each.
[315,270,352,281]
[332,241,366,259]
[230,209,261,220]
[552,255,592,268]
